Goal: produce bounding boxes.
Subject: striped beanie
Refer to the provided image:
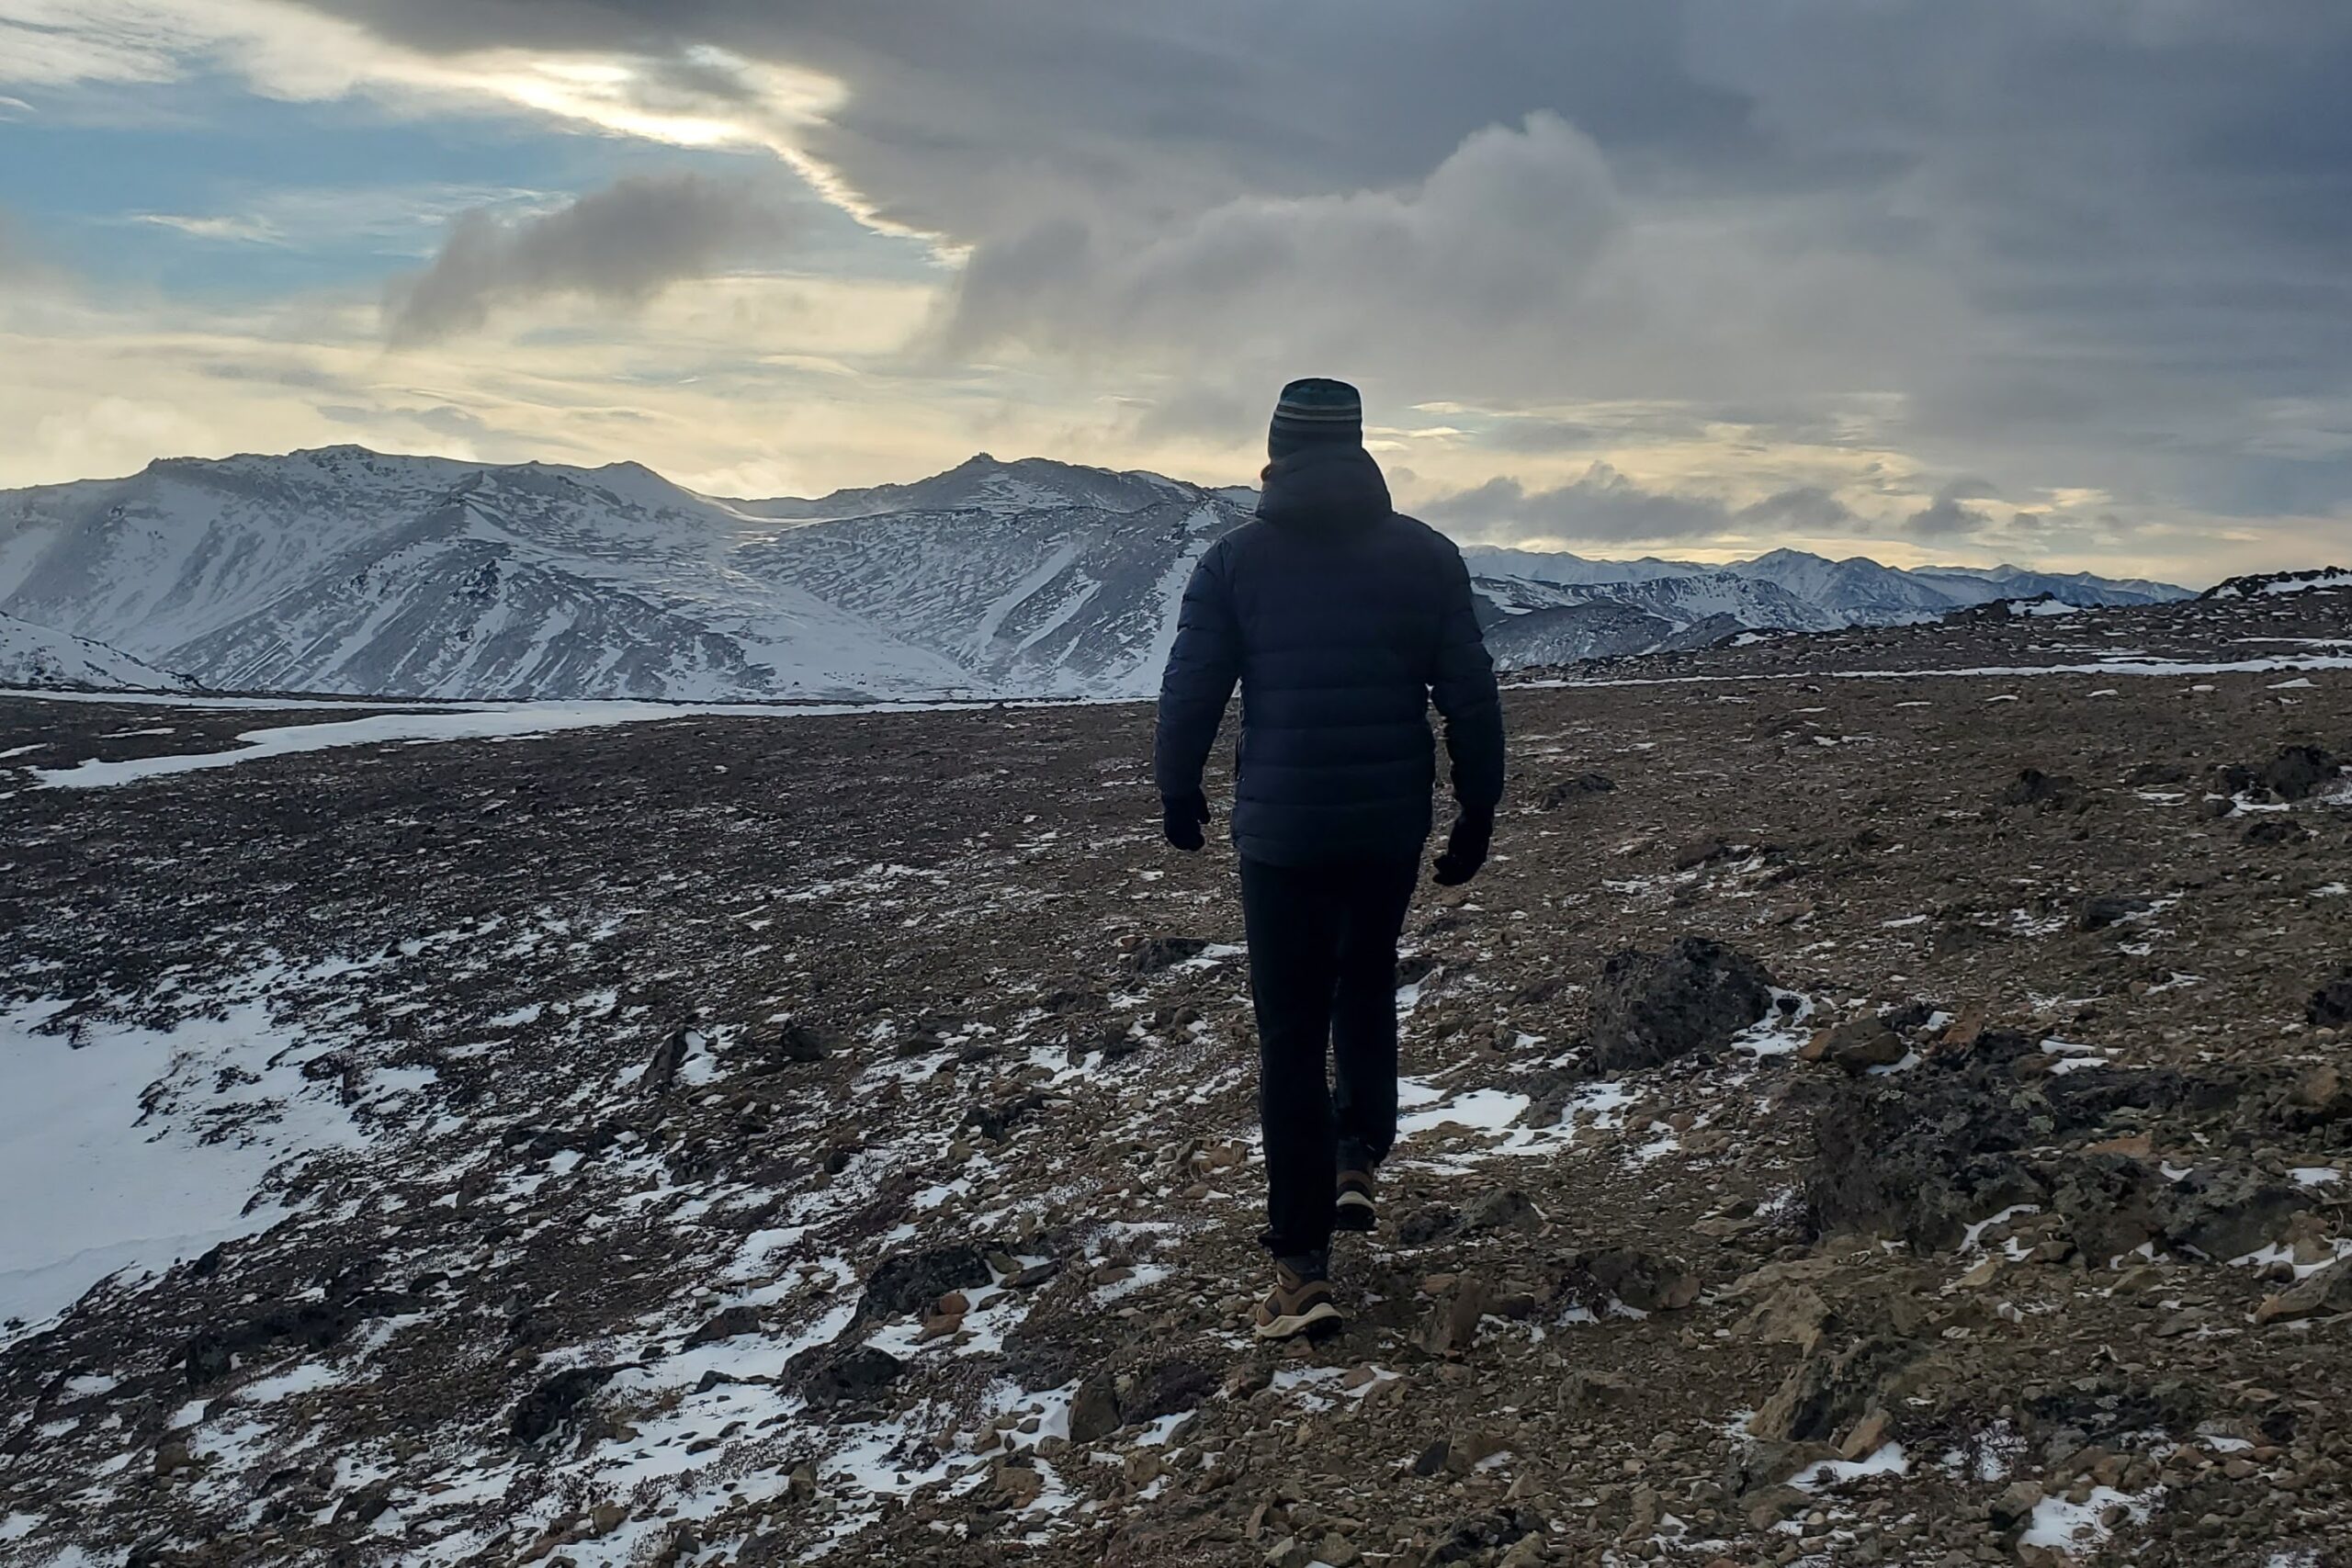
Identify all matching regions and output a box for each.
[1267,378,1363,459]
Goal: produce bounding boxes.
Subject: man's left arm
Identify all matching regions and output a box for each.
[1430,546,1505,812]
[1428,544,1504,883]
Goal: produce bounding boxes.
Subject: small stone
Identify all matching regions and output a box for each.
[1498,1535,1549,1568]
[1958,1258,2003,1290]
[1464,1188,1542,1233]
[988,1461,1045,1509]
[1419,1278,1490,1358]
[1824,1016,1907,1074]
[1840,1409,1893,1461]
[1989,1480,2043,1532]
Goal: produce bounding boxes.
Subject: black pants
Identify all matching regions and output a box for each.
[1238,855,1419,1258]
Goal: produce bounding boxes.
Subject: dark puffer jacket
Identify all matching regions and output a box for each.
[1153,446,1505,866]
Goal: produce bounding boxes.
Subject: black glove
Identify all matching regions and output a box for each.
[1162,790,1210,852]
[1431,805,1494,886]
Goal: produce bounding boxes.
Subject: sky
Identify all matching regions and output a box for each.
[1,2,2347,584]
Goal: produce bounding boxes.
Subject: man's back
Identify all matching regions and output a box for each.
[1154,442,1504,866]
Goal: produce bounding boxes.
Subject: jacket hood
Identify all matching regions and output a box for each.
[1256,446,1392,530]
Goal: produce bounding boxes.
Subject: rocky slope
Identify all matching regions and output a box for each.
[2,602,2347,1567]
[0,612,194,693]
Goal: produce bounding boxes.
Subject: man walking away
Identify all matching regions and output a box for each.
[1153,378,1506,1339]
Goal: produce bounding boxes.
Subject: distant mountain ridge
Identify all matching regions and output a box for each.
[0,446,2191,698]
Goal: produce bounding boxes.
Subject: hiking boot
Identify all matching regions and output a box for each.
[1252,1253,1341,1340]
[1334,1166,1377,1232]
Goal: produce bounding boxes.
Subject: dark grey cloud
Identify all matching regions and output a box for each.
[1937,476,2000,502]
[1739,486,1855,532]
[1483,418,1609,455]
[1904,496,1996,541]
[286,0,2352,532]
[1428,465,1736,545]
[382,173,794,345]
[1426,469,1883,549]
[297,2,1753,231]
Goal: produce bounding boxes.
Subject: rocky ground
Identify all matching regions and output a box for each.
[2,591,2349,1568]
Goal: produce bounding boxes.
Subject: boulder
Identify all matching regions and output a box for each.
[788,1344,904,1407]
[510,1365,621,1446]
[1673,835,1735,872]
[685,1305,763,1348]
[2075,894,2154,931]
[640,1029,690,1095]
[2000,768,2086,812]
[1559,1248,1702,1315]
[1067,1372,1122,1445]
[1122,935,1211,976]
[1586,937,1776,1073]
[1810,1016,1905,1075]
[857,1245,993,1323]
[1538,773,1615,809]
[2259,743,2338,801]
[1397,1203,1465,1247]
[2309,973,2352,1029]
[2050,1153,2163,1266]
[1463,1188,1542,1234]
[2155,1167,2310,1261]
[1749,1337,1917,1444]
[2256,1256,2352,1325]
[1803,1042,2045,1252]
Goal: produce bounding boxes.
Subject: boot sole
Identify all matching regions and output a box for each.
[1333,1195,1376,1231]
[1253,1301,1343,1341]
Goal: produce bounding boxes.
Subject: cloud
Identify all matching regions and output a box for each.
[941,113,1620,368]
[382,173,796,344]
[9,0,2352,581]
[1936,475,2001,502]
[1903,495,1996,540]
[0,207,70,291]
[1426,464,1735,545]
[1739,486,1856,532]
[136,213,283,244]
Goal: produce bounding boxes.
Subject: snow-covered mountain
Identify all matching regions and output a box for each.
[1906,563,2187,607]
[0,447,1245,702]
[0,611,194,692]
[1470,567,1841,666]
[1486,569,1838,633]
[1467,543,2189,629]
[732,461,1234,696]
[0,446,2192,700]
[1480,602,1676,665]
[1458,545,1698,588]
